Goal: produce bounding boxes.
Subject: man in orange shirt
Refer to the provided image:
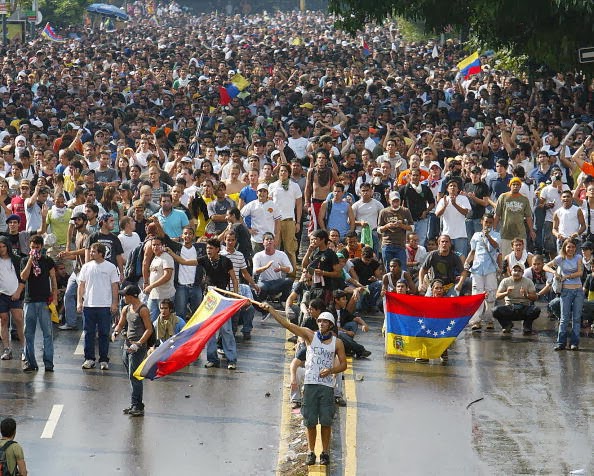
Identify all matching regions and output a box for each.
[396,154,429,186]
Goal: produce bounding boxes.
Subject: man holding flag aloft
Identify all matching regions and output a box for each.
[263,303,347,467]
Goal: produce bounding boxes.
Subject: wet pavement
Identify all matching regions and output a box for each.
[0,318,287,475]
[1,310,593,475]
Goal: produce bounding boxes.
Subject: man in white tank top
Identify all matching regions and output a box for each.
[553,190,585,253]
[263,304,347,467]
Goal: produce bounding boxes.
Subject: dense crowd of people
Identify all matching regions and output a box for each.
[0,0,593,467]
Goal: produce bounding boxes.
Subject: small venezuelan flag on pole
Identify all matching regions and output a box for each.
[41,22,65,43]
[456,51,481,79]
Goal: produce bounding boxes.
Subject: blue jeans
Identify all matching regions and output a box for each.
[123,344,147,407]
[356,281,382,311]
[24,301,53,369]
[452,237,468,257]
[83,307,112,362]
[236,284,254,335]
[382,244,408,272]
[258,278,293,302]
[64,272,80,327]
[174,285,203,319]
[206,317,237,364]
[465,219,482,241]
[414,217,429,248]
[558,287,584,347]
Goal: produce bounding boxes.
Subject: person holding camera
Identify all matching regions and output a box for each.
[464,214,501,331]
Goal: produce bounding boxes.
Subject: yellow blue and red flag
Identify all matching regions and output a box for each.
[456,51,481,79]
[385,292,485,359]
[41,23,65,43]
[134,289,248,380]
[225,73,250,101]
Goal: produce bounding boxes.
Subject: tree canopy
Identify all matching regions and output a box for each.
[328,0,594,71]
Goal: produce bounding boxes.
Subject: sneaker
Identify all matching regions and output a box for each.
[358,349,372,358]
[58,324,76,330]
[319,452,330,465]
[122,406,133,415]
[471,323,482,331]
[334,396,347,407]
[204,361,218,368]
[485,322,495,330]
[22,362,38,372]
[1,348,12,360]
[82,359,96,369]
[415,358,429,363]
[242,333,251,341]
[553,344,566,351]
[100,362,109,370]
[440,350,449,363]
[502,324,513,334]
[290,401,301,409]
[128,405,144,417]
[45,366,54,372]
[570,345,579,351]
[227,362,236,370]
[305,452,316,466]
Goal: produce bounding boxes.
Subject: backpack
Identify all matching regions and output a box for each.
[123,240,146,283]
[0,440,16,476]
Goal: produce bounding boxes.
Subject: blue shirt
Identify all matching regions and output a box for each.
[156,208,189,239]
[239,186,258,228]
[469,230,500,276]
[555,253,582,286]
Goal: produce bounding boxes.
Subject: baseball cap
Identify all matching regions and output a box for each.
[512,262,525,271]
[389,191,400,201]
[317,311,335,325]
[98,213,113,224]
[119,284,141,297]
[257,183,269,191]
[299,102,314,110]
[509,177,522,186]
[582,241,593,250]
[429,161,442,170]
[6,214,20,223]
[72,211,88,220]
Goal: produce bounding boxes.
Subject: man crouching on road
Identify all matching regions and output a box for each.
[262,303,346,467]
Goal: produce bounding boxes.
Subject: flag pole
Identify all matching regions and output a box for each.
[210,286,267,311]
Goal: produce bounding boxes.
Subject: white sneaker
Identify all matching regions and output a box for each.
[1,348,12,360]
[82,359,95,369]
[100,362,109,370]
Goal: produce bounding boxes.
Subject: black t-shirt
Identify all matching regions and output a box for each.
[421,250,463,286]
[330,305,356,328]
[464,180,490,219]
[399,183,435,221]
[231,222,253,261]
[88,231,124,266]
[0,232,26,257]
[197,255,233,289]
[308,248,339,290]
[21,255,54,302]
[351,258,381,285]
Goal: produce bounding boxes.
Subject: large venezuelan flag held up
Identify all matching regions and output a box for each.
[385,292,485,359]
[134,289,248,380]
[456,51,481,79]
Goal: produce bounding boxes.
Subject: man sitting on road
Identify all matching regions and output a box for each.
[252,232,293,305]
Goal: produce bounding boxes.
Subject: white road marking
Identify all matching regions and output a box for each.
[41,404,64,439]
[74,332,84,356]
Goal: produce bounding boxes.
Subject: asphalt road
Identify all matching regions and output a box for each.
[1,310,593,475]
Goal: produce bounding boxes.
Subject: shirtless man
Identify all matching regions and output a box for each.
[224,163,244,199]
[305,150,339,231]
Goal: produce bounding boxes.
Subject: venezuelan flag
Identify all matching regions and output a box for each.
[456,51,481,79]
[134,289,248,380]
[230,73,250,92]
[41,23,65,43]
[385,292,485,359]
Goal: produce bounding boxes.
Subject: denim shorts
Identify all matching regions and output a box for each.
[0,293,23,313]
[301,384,335,427]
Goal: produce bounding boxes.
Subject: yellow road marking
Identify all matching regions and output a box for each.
[277,330,294,475]
[344,356,357,476]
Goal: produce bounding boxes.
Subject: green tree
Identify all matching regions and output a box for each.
[328,0,594,71]
[39,0,91,26]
